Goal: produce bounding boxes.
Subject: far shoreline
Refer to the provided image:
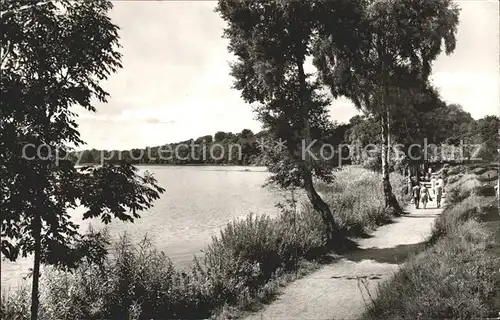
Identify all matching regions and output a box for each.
[77,162,269,169]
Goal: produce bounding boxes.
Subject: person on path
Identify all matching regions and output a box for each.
[412,183,421,209]
[495,180,499,199]
[420,183,432,209]
[430,176,437,196]
[436,176,445,193]
[436,180,443,208]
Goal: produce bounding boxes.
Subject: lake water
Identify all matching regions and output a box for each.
[1,166,285,291]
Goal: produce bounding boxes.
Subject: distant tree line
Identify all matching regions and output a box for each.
[72,129,266,166]
[340,104,499,175]
[6,1,495,319]
[73,105,498,169]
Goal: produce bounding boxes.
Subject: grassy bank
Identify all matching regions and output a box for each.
[1,167,406,320]
[363,163,499,319]
[317,166,407,236]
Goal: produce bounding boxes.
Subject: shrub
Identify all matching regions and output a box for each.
[431,195,496,242]
[1,284,31,320]
[33,234,218,319]
[364,164,500,319]
[322,167,407,235]
[365,221,497,320]
[431,168,498,241]
[2,167,405,319]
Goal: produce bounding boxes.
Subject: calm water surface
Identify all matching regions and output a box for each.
[1,166,284,291]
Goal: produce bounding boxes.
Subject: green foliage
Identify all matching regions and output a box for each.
[335,108,497,171]
[431,195,496,242]
[1,284,31,320]
[365,164,499,319]
[313,0,460,210]
[431,166,498,242]
[216,0,364,238]
[73,129,263,166]
[319,167,407,235]
[314,0,460,105]
[470,116,499,162]
[364,221,497,320]
[2,167,406,319]
[1,1,165,318]
[216,0,344,186]
[1,0,163,258]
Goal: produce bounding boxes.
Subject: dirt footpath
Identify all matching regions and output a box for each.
[244,199,443,320]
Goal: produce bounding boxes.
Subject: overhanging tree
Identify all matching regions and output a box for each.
[387,84,448,174]
[1,1,165,319]
[216,0,364,242]
[313,0,460,212]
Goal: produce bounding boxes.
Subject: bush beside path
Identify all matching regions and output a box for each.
[244,199,443,320]
[0,167,407,320]
[364,164,499,319]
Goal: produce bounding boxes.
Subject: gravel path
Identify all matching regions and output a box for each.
[244,198,444,320]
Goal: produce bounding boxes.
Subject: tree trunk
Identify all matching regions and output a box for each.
[381,112,401,213]
[380,50,401,214]
[31,213,42,320]
[302,166,338,238]
[296,55,338,242]
[31,44,49,320]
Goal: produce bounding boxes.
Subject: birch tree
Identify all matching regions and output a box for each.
[314,0,459,212]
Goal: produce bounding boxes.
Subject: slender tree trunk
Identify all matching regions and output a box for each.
[296,56,338,242]
[387,108,391,164]
[31,48,48,320]
[381,111,401,213]
[302,168,337,235]
[407,166,412,194]
[380,51,401,214]
[291,188,298,278]
[31,212,42,320]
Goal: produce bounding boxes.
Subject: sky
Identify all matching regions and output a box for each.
[76,0,500,150]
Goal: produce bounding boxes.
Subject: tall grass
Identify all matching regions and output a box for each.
[364,221,496,319]
[364,164,499,319]
[1,167,406,320]
[318,166,408,235]
[1,284,31,320]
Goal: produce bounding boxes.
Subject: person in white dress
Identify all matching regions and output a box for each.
[420,184,431,209]
[430,176,437,196]
[436,176,444,190]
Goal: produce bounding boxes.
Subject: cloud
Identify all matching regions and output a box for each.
[78,109,177,124]
[144,118,175,125]
[74,1,499,150]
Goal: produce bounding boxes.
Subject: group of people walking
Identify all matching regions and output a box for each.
[411,175,445,209]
